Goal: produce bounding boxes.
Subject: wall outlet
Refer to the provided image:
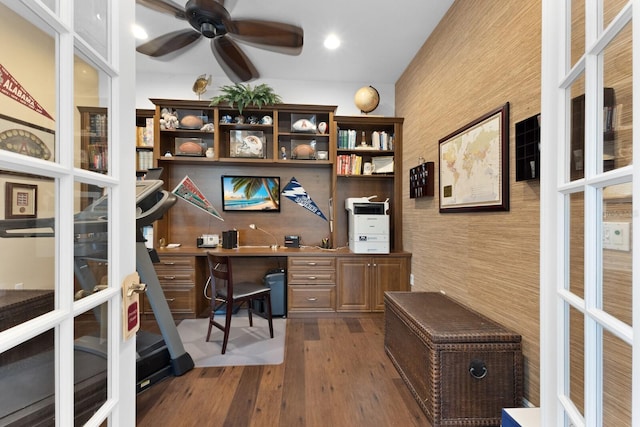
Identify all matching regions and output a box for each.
[409,274,414,286]
[14,282,24,290]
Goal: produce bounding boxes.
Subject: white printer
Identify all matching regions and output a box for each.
[345,196,389,254]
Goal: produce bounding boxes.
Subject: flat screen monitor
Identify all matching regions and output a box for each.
[221,175,280,212]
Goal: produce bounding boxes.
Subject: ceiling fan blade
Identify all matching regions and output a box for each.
[227,19,303,53]
[212,36,259,83]
[137,30,202,57]
[136,0,186,20]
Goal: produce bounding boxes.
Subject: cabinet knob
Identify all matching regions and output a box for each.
[163,275,176,280]
[308,276,317,280]
[306,297,317,302]
[166,298,176,302]
[307,262,317,266]
[163,262,176,265]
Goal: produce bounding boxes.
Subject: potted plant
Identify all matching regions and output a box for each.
[210,83,282,115]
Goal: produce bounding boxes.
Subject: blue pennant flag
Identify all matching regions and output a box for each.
[281,177,327,221]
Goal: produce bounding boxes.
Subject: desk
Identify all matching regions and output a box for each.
[151,246,411,318]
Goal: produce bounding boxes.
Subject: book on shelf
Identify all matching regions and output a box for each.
[337,128,393,150]
[336,154,363,175]
[137,150,154,171]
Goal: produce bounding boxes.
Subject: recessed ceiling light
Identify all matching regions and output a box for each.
[324,34,341,50]
[133,24,148,40]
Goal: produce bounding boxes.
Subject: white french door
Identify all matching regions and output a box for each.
[0,0,136,425]
[541,0,638,426]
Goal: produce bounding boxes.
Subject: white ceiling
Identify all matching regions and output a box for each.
[135,0,454,85]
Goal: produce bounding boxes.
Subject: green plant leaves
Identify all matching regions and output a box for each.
[210,83,282,115]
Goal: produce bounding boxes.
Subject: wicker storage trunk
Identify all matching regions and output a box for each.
[384,292,523,427]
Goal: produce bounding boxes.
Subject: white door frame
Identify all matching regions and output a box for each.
[540,0,639,425]
[0,0,137,424]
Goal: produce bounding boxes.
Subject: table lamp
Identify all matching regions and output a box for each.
[249,224,278,249]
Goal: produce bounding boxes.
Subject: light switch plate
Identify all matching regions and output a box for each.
[603,222,630,251]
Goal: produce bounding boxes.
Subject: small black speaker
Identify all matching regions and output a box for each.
[222,230,238,249]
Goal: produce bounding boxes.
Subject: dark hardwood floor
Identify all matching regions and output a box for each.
[136,314,431,427]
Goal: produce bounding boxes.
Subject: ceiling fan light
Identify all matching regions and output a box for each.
[201,22,216,38]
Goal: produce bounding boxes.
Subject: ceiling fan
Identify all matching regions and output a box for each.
[136,0,304,83]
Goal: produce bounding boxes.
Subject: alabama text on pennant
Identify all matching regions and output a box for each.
[0,64,54,121]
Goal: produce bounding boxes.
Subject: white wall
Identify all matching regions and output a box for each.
[135,72,396,117]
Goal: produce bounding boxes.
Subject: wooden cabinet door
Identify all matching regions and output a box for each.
[336,258,370,311]
[371,256,409,311]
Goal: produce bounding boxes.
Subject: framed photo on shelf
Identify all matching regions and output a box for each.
[5,182,37,219]
[438,103,509,213]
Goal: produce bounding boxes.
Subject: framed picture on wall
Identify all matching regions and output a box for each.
[5,182,37,219]
[0,114,55,161]
[438,103,510,213]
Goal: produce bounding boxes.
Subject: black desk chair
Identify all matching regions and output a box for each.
[205,252,274,354]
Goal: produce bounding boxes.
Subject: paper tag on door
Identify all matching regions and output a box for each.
[122,272,142,340]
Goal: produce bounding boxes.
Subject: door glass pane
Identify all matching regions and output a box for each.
[602,183,632,326]
[571,0,585,67]
[602,22,632,173]
[570,73,586,181]
[74,182,108,301]
[568,304,585,417]
[569,192,585,299]
[602,328,631,425]
[603,0,626,29]
[0,172,56,311]
[0,3,56,162]
[74,55,110,174]
[73,303,109,424]
[75,0,109,59]
[0,329,56,425]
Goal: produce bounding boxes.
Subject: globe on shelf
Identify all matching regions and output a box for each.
[354,86,380,114]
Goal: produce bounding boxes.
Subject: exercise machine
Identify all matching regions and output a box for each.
[0,178,194,423]
[73,178,194,392]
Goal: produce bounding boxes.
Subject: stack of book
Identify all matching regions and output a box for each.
[336,154,363,175]
[337,129,393,150]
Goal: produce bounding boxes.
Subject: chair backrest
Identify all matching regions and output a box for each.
[206,252,232,294]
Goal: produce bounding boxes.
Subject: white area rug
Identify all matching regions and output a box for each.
[176,312,286,367]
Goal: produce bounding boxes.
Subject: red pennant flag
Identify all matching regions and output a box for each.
[172,175,224,221]
[0,64,54,120]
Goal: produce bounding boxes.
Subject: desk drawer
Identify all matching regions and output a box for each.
[142,286,195,315]
[155,256,194,272]
[288,271,336,285]
[288,285,335,312]
[157,272,194,284]
[289,257,335,269]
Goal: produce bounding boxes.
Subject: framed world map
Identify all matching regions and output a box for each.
[438,103,510,213]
